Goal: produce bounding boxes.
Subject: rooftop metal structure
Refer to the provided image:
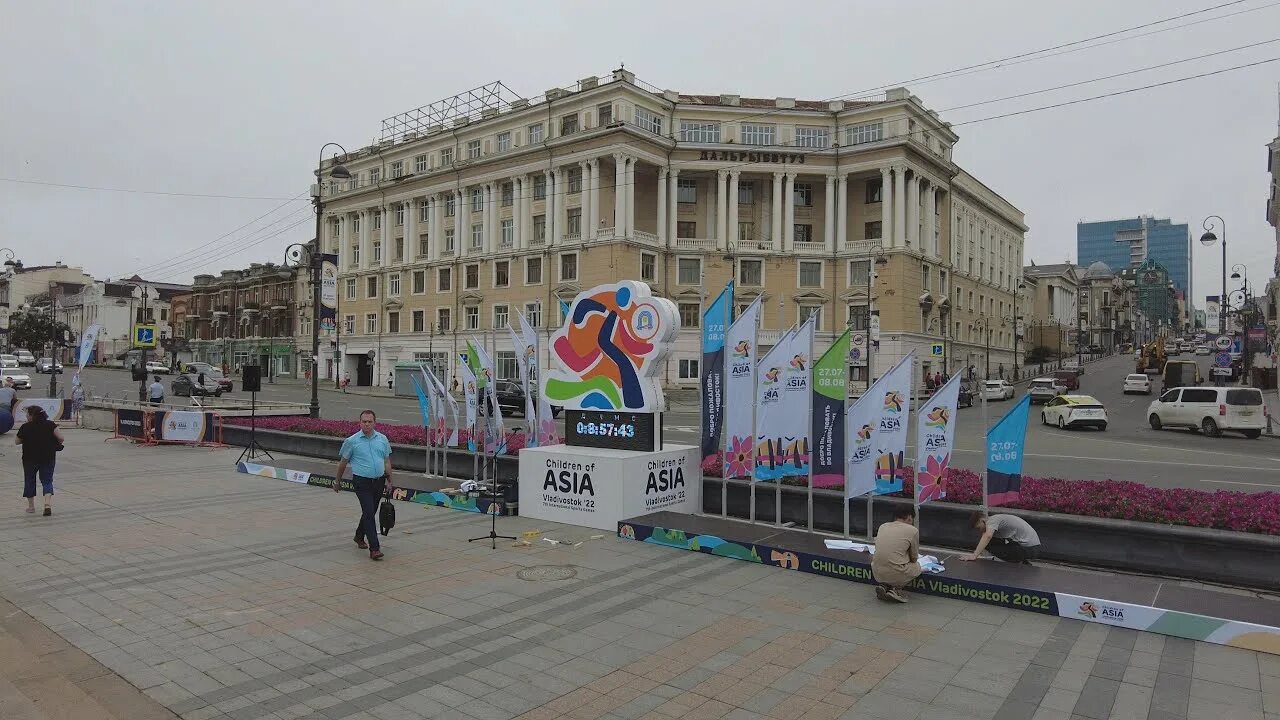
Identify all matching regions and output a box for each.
[379,81,527,142]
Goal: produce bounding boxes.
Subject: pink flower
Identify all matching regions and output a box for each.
[724,436,753,478]
[915,453,949,504]
[538,416,559,445]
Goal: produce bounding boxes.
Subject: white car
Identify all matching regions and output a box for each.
[15,350,35,366]
[1027,378,1065,404]
[1194,346,1212,356]
[0,354,17,369]
[1122,374,1152,395]
[1147,386,1265,438]
[145,361,172,374]
[1041,395,1108,430]
[982,380,1015,401]
[1,369,31,389]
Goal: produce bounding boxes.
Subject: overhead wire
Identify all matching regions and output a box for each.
[0,177,307,201]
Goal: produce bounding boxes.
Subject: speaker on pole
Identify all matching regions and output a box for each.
[242,365,262,392]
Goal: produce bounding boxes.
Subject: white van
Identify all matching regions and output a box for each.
[1146,386,1266,438]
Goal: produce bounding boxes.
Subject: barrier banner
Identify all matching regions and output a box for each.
[114,409,147,440]
[873,352,915,495]
[14,399,72,422]
[153,410,217,443]
[811,327,851,488]
[700,283,732,469]
[723,297,762,479]
[1056,593,1280,653]
[914,373,962,505]
[987,394,1032,506]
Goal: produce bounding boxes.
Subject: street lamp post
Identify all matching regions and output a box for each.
[1230,264,1253,384]
[1200,216,1226,332]
[302,143,352,419]
[865,254,888,388]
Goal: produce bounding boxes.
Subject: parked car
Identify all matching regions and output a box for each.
[1195,345,1212,356]
[1041,394,1108,430]
[15,350,35,366]
[1122,373,1152,395]
[145,361,172,374]
[492,380,561,418]
[957,381,975,408]
[982,380,1015,401]
[1147,386,1264,438]
[1,369,31,389]
[171,373,223,397]
[1027,378,1065,404]
[35,357,63,374]
[0,354,18,369]
[182,363,233,392]
[1052,369,1080,391]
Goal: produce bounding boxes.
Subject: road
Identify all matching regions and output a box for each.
[71,355,1278,492]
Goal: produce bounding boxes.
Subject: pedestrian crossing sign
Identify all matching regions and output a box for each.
[132,324,157,348]
[930,343,945,358]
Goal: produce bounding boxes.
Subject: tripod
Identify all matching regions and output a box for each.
[236,389,273,463]
[469,393,514,549]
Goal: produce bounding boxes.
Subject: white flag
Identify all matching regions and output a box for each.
[777,314,816,482]
[915,373,963,505]
[753,328,794,482]
[458,355,478,451]
[78,324,101,371]
[508,315,538,444]
[872,352,915,495]
[425,365,459,447]
[723,297,762,479]
[469,337,506,454]
[845,376,886,498]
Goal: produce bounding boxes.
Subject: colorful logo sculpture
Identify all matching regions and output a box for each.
[543,281,680,412]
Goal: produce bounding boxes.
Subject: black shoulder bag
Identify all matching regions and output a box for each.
[378,484,396,536]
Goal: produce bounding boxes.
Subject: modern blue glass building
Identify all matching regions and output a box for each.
[1076,216,1191,312]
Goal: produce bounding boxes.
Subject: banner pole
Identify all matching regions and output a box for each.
[866,494,873,543]
[981,389,989,514]
[806,320,815,533]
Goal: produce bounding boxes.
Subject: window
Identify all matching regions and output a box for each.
[437,308,451,332]
[373,213,383,230]
[395,206,404,226]
[412,310,425,333]
[440,147,454,166]
[679,121,721,143]
[444,228,455,252]
[846,121,884,146]
[419,200,429,223]
[597,102,613,126]
[365,313,378,334]
[677,221,697,239]
[640,253,656,282]
[467,139,481,159]
[567,209,582,237]
[738,182,754,204]
[471,224,483,250]
[740,124,776,146]
[437,268,451,292]
[493,304,509,328]
[739,259,763,286]
[799,260,823,288]
[848,260,869,287]
[533,175,547,200]
[496,132,511,152]
[412,270,426,294]
[864,221,883,240]
[388,311,400,334]
[795,126,829,149]
[372,242,382,263]
[465,264,479,289]
[494,260,510,287]
[525,302,541,328]
[738,222,755,241]
[635,107,662,135]
[679,358,699,380]
[793,183,813,207]
[848,304,869,330]
[388,273,401,297]
[501,219,514,246]
[501,182,513,207]
[865,179,882,204]
[445,195,456,217]
[559,253,578,281]
[369,168,381,184]
[464,305,479,330]
[678,257,701,285]
[800,305,822,327]
[528,123,544,144]
[419,235,429,257]
[525,257,542,284]
[679,303,701,328]
[560,114,579,136]
[390,161,403,179]
[533,215,546,243]
[794,224,813,243]
[470,188,483,213]
[366,276,378,298]
[677,178,697,204]
[345,278,357,300]
[343,315,355,334]
[922,265,931,291]
[414,154,427,173]
[496,351,517,380]
[353,216,361,233]
[567,168,582,193]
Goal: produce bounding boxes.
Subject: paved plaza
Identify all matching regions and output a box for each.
[0,430,1277,720]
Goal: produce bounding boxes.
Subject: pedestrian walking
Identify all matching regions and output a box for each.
[147,375,165,405]
[871,507,920,603]
[334,410,392,560]
[341,372,351,393]
[70,373,86,428]
[387,371,394,392]
[16,405,63,516]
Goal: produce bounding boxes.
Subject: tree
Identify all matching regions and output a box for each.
[8,311,72,355]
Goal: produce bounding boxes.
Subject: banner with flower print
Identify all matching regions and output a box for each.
[424,365,457,447]
[701,283,732,470]
[724,297,762,479]
[773,315,815,483]
[811,327,851,488]
[872,352,915,495]
[753,328,793,482]
[915,372,963,505]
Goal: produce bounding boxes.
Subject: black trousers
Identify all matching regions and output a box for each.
[988,538,1039,563]
[352,475,383,551]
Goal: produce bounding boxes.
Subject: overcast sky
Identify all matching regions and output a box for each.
[2,0,1277,305]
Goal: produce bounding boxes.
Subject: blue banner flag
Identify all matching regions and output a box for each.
[559,299,571,322]
[987,394,1031,506]
[409,374,432,429]
[700,282,732,467]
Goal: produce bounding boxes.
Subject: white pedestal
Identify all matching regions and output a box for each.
[517,444,702,531]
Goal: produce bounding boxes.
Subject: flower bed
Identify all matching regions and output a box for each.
[702,453,1280,535]
[224,416,527,455]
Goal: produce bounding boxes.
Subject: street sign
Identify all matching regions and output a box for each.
[848,348,861,362]
[132,324,157,348]
[851,332,866,348]
[869,315,881,342]
[929,343,945,358]
[1215,352,1231,367]
[1214,335,1232,350]
[1211,367,1232,377]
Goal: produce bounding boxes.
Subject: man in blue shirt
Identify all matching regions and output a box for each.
[336,410,393,560]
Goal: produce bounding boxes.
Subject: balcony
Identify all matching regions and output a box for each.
[211,305,229,317]
[793,241,826,255]
[844,239,884,255]
[240,301,260,314]
[734,239,773,253]
[674,237,717,251]
[633,230,659,246]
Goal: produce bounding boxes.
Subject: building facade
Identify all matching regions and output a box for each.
[185,264,306,379]
[318,69,1027,389]
[54,276,188,364]
[1020,263,1080,360]
[1076,216,1191,327]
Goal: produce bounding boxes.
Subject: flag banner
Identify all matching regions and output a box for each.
[724,297,762,479]
[1206,296,1220,335]
[469,338,505,455]
[458,355,478,452]
[415,365,441,446]
[753,328,793,482]
[872,352,915,495]
[319,254,338,330]
[779,316,815,483]
[409,374,432,433]
[559,299,571,323]
[701,282,732,468]
[78,323,101,370]
[845,373,889,499]
[915,373,963,505]
[811,327,852,489]
[425,365,458,447]
[988,394,1031,506]
[510,313,538,444]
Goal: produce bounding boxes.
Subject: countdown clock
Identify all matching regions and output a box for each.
[564,410,661,452]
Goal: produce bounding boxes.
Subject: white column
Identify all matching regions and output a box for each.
[771,172,784,251]
[612,154,625,234]
[924,186,937,257]
[783,172,796,250]
[893,166,906,248]
[359,210,371,270]
[823,175,836,251]
[404,199,417,263]
[380,206,391,267]
[521,176,533,248]
[715,169,728,249]
[657,167,668,247]
[624,156,636,238]
[727,171,740,247]
[457,188,470,258]
[667,169,680,248]
[881,167,894,247]
[555,170,568,243]
[906,173,920,249]
[836,174,849,251]
[577,160,591,240]
[430,195,443,260]
[338,215,350,271]
[512,178,523,250]
[589,160,601,239]
[543,169,554,246]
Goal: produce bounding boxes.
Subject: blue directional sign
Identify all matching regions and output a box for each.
[132,324,157,348]
[1215,351,1231,367]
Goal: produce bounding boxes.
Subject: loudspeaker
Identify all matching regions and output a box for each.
[131,365,147,381]
[242,365,262,392]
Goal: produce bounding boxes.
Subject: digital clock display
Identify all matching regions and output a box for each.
[565,410,659,452]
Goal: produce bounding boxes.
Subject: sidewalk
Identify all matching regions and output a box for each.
[1,430,1276,719]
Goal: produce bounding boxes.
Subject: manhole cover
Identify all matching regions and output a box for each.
[517,565,578,582]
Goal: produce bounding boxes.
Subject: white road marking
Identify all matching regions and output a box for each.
[1200,479,1280,487]
[947,447,1275,472]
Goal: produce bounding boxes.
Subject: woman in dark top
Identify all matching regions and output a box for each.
[16,405,64,516]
